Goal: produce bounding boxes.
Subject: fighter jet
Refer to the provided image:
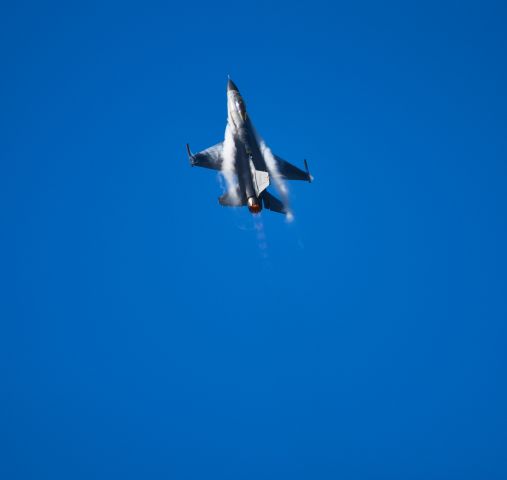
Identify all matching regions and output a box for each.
[186,78,312,216]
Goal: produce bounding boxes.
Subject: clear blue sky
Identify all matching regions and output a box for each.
[2,1,507,478]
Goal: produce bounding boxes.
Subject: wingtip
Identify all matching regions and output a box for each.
[304,159,312,183]
[186,144,194,166]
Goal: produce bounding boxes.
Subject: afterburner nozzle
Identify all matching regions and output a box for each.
[247,196,261,214]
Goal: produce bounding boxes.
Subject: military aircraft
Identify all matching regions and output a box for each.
[186,78,312,215]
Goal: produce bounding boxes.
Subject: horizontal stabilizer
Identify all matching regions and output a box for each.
[262,191,287,215]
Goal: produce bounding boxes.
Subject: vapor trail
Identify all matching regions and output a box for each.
[253,214,269,262]
[252,127,294,222]
[221,124,239,203]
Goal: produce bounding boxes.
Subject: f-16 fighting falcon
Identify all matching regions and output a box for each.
[186,78,312,216]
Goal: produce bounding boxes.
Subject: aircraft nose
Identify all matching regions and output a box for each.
[227,78,239,93]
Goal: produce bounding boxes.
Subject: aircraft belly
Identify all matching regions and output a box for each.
[235,147,256,199]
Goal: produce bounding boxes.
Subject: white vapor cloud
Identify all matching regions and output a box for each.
[253,214,270,265]
[252,126,294,222]
[221,124,239,203]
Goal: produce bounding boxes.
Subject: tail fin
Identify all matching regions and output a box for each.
[262,191,288,215]
[253,168,270,195]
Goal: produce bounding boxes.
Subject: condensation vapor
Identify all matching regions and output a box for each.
[252,126,294,222]
[221,124,239,203]
[253,214,270,265]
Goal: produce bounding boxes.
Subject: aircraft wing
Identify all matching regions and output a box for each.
[274,155,312,182]
[186,143,223,171]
